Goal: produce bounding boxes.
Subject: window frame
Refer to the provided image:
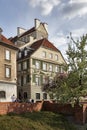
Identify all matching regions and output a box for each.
[5,65,11,78]
[0,91,6,99]
[36,93,40,100]
[5,49,11,61]
[43,63,47,71]
[42,51,46,58]
[55,54,58,61]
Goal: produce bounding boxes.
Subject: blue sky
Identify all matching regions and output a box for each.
[0,0,87,58]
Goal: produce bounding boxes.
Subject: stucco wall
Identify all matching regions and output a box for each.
[0,83,17,102]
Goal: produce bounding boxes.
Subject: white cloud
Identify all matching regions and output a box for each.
[71,28,87,38]
[61,0,87,19]
[29,0,61,15]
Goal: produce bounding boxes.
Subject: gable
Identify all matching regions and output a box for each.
[37,24,48,35]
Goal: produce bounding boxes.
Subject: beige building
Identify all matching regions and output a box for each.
[0,28,18,102]
[11,19,66,102]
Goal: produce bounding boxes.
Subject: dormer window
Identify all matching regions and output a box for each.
[42,51,46,58]
[55,54,58,60]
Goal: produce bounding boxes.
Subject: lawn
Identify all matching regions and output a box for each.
[0,111,77,130]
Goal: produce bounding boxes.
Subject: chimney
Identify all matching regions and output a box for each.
[35,19,40,29]
[0,28,3,41]
[44,23,48,33]
[17,27,26,37]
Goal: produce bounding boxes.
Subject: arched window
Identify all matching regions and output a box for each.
[0,91,6,98]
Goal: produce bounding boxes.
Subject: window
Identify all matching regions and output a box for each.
[23,75,27,84]
[5,65,11,78]
[5,50,11,60]
[24,50,27,56]
[18,76,21,85]
[60,66,64,73]
[55,65,59,72]
[23,61,27,70]
[0,91,6,98]
[35,76,40,86]
[36,93,40,100]
[42,51,46,58]
[18,63,21,71]
[43,93,47,99]
[49,53,53,59]
[49,64,53,71]
[43,63,47,71]
[18,52,21,58]
[24,92,27,99]
[55,54,58,60]
[35,61,40,69]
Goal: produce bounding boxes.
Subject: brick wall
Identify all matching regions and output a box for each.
[42,101,87,124]
[0,101,43,115]
[0,101,87,124]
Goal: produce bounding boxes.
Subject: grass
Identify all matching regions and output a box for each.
[0,111,77,130]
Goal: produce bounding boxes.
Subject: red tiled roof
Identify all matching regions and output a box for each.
[30,38,60,52]
[0,35,18,50]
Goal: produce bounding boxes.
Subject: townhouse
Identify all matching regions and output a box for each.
[10,19,66,102]
[0,28,18,102]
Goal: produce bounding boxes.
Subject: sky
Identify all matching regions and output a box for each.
[0,0,87,59]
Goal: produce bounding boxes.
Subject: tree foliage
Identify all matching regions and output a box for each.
[43,34,87,105]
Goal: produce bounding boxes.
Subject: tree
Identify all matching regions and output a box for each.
[43,34,87,105]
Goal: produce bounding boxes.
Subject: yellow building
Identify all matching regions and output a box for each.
[0,28,18,102]
[11,19,66,102]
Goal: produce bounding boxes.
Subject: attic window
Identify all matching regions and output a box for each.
[42,51,46,58]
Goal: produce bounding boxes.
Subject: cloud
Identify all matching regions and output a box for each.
[61,0,87,19]
[29,0,61,15]
[71,28,87,38]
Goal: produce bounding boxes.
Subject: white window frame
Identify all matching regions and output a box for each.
[35,61,40,69]
[35,76,40,86]
[55,65,59,72]
[43,63,47,71]
[49,53,53,59]
[5,50,10,60]
[24,50,27,56]
[55,54,58,60]
[5,66,11,78]
[49,64,53,72]
[23,61,27,70]
[42,51,46,58]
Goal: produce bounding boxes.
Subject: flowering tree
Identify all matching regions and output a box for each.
[43,34,87,105]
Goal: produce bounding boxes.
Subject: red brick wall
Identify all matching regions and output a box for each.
[0,101,43,115]
[42,101,87,124]
[0,101,87,124]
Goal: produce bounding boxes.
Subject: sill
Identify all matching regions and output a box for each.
[5,59,11,62]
